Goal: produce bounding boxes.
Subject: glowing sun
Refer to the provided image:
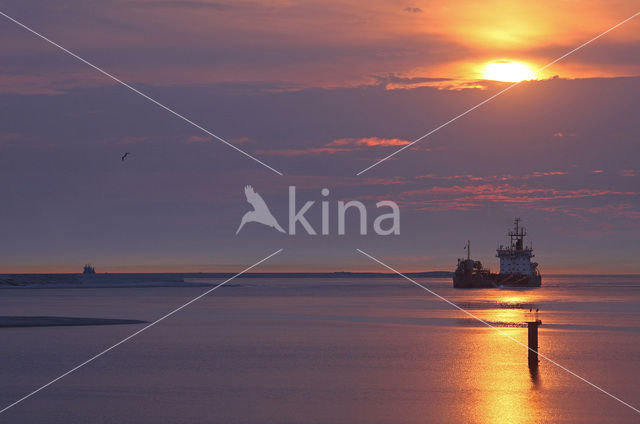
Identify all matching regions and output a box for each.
[482,61,537,82]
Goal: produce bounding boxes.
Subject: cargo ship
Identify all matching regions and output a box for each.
[453,218,541,288]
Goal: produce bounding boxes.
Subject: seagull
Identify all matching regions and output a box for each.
[121,152,130,161]
[236,185,285,235]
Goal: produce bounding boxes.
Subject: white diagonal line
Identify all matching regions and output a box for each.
[0,11,283,176]
[356,248,640,414]
[0,248,283,415]
[356,10,640,175]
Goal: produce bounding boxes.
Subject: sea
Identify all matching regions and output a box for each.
[1,274,638,423]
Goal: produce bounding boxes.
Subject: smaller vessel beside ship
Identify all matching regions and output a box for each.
[453,218,541,288]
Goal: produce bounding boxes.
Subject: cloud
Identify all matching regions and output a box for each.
[552,132,576,138]
[186,135,213,143]
[372,73,454,90]
[357,169,639,218]
[255,147,350,157]
[255,175,408,190]
[0,133,25,144]
[257,136,411,156]
[1,0,639,94]
[374,74,452,85]
[416,171,569,182]
[397,184,637,205]
[1,75,640,270]
[0,0,475,91]
[230,136,252,144]
[327,137,410,147]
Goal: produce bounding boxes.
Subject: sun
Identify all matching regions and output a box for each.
[481,61,537,82]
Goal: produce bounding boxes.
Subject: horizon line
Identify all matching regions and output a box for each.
[1,270,639,277]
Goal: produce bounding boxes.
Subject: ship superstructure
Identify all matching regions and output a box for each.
[453,218,541,288]
[496,218,540,279]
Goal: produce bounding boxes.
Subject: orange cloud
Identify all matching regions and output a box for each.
[255,147,351,157]
[399,184,635,204]
[417,171,568,182]
[328,137,411,147]
[358,180,639,215]
[230,136,252,144]
[552,132,577,138]
[257,136,411,156]
[186,135,213,143]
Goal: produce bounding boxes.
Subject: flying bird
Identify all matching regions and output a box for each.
[236,185,285,235]
[121,152,130,161]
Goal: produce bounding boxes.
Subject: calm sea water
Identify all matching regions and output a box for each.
[1,275,639,423]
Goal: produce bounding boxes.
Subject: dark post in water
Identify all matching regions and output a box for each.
[527,319,542,368]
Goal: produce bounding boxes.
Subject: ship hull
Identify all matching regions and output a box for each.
[453,273,541,288]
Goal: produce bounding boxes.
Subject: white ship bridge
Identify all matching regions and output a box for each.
[496,218,539,276]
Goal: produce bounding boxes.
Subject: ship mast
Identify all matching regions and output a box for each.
[509,217,527,251]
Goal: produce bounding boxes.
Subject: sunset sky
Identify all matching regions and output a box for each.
[0,0,639,273]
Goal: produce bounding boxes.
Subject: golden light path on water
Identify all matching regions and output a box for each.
[450,292,545,424]
[475,328,541,424]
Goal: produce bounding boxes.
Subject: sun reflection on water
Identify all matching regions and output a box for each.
[469,328,543,424]
[453,290,547,424]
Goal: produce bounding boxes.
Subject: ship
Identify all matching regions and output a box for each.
[453,218,541,288]
[82,264,96,275]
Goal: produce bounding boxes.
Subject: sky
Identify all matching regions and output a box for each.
[0,0,639,273]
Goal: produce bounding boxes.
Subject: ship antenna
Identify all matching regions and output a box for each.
[467,240,470,260]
